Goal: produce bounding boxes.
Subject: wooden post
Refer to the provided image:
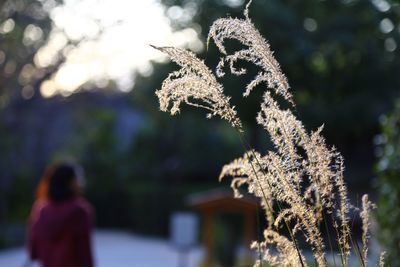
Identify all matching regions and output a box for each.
[203,210,214,266]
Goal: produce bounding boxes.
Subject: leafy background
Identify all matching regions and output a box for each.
[0,0,399,263]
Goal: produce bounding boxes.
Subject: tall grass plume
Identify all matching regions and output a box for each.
[152,1,383,266]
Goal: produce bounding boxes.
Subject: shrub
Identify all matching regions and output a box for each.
[376,99,400,265]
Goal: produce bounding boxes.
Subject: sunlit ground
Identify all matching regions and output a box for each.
[0,230,204,267]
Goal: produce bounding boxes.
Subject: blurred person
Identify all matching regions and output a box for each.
[27,162,94,267]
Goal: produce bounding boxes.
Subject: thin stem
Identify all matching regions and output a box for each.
[346,199,365,267]
[349,207,366,267]
[330,213,346,267]
[322,210,338,267]
[350,235,365,267]
[256,204,263,266]
[235,129,306,267]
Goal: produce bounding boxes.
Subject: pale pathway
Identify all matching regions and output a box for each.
[0,230,204,267]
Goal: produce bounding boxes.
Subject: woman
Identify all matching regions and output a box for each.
[27,162,94,267]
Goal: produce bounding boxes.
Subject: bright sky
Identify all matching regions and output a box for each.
[34,0,395,98]
[35,0,203,97]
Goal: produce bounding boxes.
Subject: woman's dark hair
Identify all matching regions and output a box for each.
[36,163,81,202]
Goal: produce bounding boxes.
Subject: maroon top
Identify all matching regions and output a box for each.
[28,198,94,267]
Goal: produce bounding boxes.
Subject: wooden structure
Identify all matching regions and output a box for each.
[186,189,258,266]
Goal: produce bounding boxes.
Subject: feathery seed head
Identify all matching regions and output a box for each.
[207,16,293,105]
[151,45,243,130]
[361,194,375,264]
[152,1,380,265]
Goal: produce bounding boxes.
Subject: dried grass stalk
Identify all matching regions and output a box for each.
[152,1,383,266]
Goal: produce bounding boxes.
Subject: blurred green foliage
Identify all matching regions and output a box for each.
[376,99,400,264]
[156,0,400,189]
[0,0,63,106]
[0,0,60,245]
[0,0,400,245]
[51,105,242,235]
[161,0,400,139]
[7,175,32,222]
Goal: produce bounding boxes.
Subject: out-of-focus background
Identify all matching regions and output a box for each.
[0,0,399,266]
